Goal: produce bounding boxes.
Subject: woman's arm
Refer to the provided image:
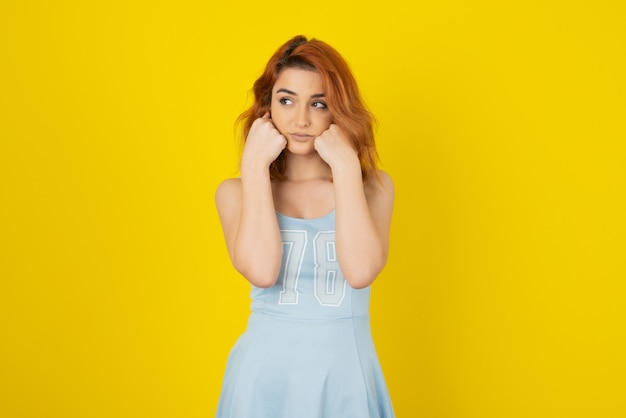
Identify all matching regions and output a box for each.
[314,125,395,288]
[215,114,286,287]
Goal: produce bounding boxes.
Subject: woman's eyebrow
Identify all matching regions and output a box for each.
[276,88,325,98]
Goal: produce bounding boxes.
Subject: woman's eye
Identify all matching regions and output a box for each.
[312,101,328,109]
[279,98,293,105]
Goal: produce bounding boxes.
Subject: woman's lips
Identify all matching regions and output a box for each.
[289,133,315,141]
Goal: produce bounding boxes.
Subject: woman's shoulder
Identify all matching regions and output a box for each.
[364,169,394,205]
[215,177,242,208]
[216,177,242,190]
[365,169,394,193]
[376,169,393,185]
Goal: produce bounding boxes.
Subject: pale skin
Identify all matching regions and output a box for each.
[216,68,394,289]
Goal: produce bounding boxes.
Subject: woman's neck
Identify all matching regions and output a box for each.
[282,152,332,182]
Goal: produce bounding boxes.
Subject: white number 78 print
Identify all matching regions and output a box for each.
[278,230,347,307]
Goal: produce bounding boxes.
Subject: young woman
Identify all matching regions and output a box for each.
[215,35,395,418]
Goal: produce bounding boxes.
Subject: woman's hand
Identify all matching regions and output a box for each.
[314,124,360,172]
[241,112,287,172]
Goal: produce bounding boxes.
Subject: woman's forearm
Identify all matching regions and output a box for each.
[232,165,283,287]
[332,162,388,289]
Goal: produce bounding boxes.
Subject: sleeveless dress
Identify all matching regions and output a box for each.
[216,211,395,418]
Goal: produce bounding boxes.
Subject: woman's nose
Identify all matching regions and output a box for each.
[296,106,310,128]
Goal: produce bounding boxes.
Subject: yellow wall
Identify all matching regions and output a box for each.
[1,1,624,417]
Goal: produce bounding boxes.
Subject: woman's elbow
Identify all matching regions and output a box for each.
[346,276,374,289]
[231,249,282,288]
[341,250,388,289]
[343,262,386,289]
[234,262,280,288]
[248,276,278,288]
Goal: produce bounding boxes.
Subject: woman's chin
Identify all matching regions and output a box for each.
[285,142,316,156]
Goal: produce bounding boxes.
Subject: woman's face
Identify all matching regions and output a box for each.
[270,68,332,155]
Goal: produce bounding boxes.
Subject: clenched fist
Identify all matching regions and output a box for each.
[241,112,287,173]
[314,124,360,172]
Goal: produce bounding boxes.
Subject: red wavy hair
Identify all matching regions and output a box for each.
[237,35,379,181]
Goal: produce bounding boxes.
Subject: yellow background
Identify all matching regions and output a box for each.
[1,1,625,417]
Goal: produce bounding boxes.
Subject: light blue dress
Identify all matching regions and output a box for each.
[216,211,395,418]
